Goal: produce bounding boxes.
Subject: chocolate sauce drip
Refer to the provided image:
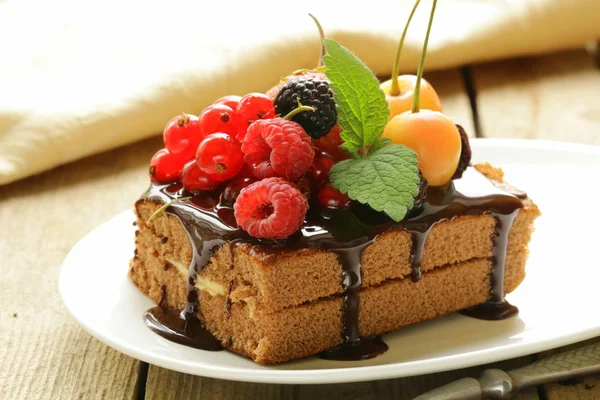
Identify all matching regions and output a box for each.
[408,225,438,283]
[144,307,223,351]
[139,168,524,358]
[319,243,390,360]
[320,336,388,361]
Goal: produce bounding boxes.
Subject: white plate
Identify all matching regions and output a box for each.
[60,139,600,384]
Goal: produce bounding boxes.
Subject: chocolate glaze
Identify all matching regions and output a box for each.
[138,167,524,360]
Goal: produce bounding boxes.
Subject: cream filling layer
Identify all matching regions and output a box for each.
[165,257,227,297]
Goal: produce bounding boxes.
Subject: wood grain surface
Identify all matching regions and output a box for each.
[1,48,599,399]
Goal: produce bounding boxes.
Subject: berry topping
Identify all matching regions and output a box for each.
[309,150,335,183]
[235,93,276,140]
[274,78,337,139]
[452,124,472,180]
[195,133,244,182]
[241,118,314,181]
[318,183,351,209]
[234,177,308,239]
[294,175,313,200]
[221,176,257,206]
[383,110,460,187]
[214,95,242,111]
[162,114,203,160]
[265,70,328,100]
[180,159,220,193]
[149,148,187,183]
[198,104,237,137]
[313,124,349,161]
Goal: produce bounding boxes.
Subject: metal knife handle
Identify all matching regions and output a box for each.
[509,342,600,389]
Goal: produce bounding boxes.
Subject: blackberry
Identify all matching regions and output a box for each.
[274,78,337,139]
[407,170,428,217]
[452,124,472,179]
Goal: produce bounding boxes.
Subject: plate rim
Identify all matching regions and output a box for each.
[59,138,600,384]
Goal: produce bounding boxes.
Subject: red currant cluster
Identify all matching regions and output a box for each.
[149,81,349,239]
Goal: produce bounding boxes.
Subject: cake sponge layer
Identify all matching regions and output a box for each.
[131,247,527,364]
[133,195,538,316]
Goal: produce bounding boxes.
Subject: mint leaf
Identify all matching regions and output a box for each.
[323,39,390,156]
[330,145,420,222]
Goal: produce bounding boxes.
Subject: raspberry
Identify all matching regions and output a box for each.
[274,78,337,139]
[313,124,349,161]
[195,133,244,182]
[198,104,237,137]
[214,95,242,111]
[180,160,220,193]
[235,93,276,141]
[318,183,350,209]
[241,118,314,181]
[149,148,187,183]
[309,150,334,183]
[221,176,257,206]
[234,177,307,239]
[452,124,472,180]
[265,70,328,100]
[162,114,203,160]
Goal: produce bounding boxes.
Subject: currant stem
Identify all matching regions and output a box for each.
[284,104,316,120]
[308,13,326,67]
[390,0,421,96]
[147,197,192,223]
[411,0,437,114]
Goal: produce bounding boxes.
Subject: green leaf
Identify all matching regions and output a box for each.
[323,39,390,156]
[330,145,420,222]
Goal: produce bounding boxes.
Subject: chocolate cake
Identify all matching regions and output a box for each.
[130,163,540,363]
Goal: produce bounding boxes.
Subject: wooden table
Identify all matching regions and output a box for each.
[2,48,599,400]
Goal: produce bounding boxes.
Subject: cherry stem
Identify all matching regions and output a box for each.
[147,197,192,223]
[284,100,316,120]
[411,0,437,114]
[308,13,325,67]
[390,0,421,96]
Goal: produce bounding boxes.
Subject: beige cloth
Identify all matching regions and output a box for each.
[1,0,599,185]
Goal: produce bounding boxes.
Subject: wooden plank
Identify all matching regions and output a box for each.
[0,137,163,399]
[425,69,476,136]
[472,49,600,145]
[145,356,532,400]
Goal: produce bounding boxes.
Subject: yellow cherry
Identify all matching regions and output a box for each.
[381,75,442,119]
[383,110,460,186]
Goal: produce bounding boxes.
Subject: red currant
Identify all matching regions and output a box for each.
[195,133,244,182]
[162,113,203,160]
[313,124,350,162]
[214,95,242,111]
[180,160,220,193]
[294,175,313,200]
[318,183,350,209]
[221,176,257,206]
[149,148,187,183]
[235,93,276,140]
[309,151,335,183]
[198,104,237,137]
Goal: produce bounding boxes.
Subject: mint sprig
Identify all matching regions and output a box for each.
[323,39,421,221]
[323,39,390,156]
[330,146,420,221]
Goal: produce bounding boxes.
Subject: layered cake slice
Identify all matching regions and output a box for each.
[129,38,540,364]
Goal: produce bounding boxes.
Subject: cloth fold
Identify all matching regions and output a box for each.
[1,0,599,185]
